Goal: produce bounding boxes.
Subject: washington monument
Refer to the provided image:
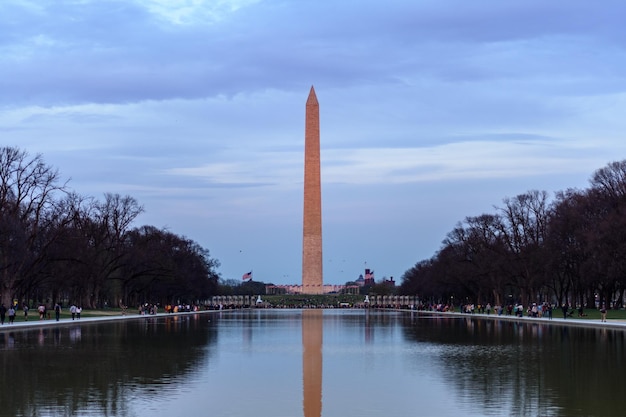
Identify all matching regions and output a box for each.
[302,86,323,294]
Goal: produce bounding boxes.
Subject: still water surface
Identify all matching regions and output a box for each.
[1,309,625,416]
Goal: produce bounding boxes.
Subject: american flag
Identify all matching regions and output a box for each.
[365,271,374,280]
[242,271,252,280]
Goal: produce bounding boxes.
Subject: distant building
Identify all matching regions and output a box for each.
[342,285,360,295]
[264,268,384,295]
[266,284,359,295]
[266,285,287,295]
[364,269,375,287]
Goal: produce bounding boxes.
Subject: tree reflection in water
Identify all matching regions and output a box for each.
[402,314,626,417]
[0,314,217,416]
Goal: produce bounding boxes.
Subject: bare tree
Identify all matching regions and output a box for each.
[590,160,626,201]
[545,188,594,307]
[494,190,550,306]
[119,226,219,307]
[0,147,68,306]
[78,193,144,308]
[586,161,626,307]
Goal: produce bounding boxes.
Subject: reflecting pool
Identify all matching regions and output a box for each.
[1,310,624,416]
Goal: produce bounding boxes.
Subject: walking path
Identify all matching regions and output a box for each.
[0,310,214,332]
[407,309,626,330]
[2,308,626,332]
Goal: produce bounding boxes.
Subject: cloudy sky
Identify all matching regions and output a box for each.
[2,0,626,286]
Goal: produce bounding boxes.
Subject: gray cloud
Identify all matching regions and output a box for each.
[2,0,626,283]
[3,0,625,107]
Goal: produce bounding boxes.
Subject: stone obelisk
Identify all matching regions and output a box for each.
[302,86,323,294]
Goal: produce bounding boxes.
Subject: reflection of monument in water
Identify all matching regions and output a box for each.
[302,86,323,294]
[302,310,323,417]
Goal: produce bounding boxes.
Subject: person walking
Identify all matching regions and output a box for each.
[600,305,607,322]
[54,303,61,321]
[23,303,29,321]
[70,304,77,320]
[76,306,82,319]
[0,304,6,325]
[7,306,15,324]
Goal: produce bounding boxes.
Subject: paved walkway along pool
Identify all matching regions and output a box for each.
[2,307,626,332]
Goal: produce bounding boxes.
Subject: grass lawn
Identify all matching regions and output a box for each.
[562,307,626,321]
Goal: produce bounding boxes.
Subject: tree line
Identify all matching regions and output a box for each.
[0,147,220,309]
[399,160,626,310]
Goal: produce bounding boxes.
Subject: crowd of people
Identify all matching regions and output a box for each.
[456,302,610,321]
[1,300,207,325]
[412,300,609,321]
[0,302,84,324]
[137,303,202,315]
[459,302,555,319]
